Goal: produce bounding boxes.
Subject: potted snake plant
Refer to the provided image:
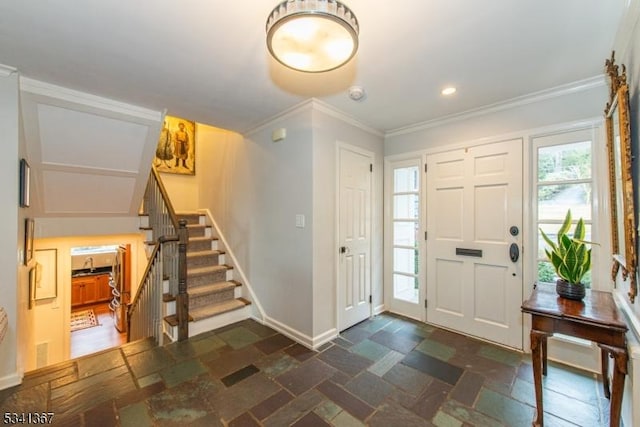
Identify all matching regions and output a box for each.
[540,210,593,300]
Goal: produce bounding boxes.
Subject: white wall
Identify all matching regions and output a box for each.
[311,108,384,338]
[0,69,33,389]
[385,83,607,156]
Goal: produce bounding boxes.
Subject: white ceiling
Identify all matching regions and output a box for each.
[0,1,627,219]
[0,0,626,134]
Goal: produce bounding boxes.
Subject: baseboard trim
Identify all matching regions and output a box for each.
[373,304,385,316]
[256,315,338,350]
[0,372,22,391]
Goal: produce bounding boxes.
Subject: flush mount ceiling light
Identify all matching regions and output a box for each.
[441,86,457,96]
[266,0,359,73]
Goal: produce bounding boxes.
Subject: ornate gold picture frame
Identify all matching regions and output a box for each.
[605,51,637,303]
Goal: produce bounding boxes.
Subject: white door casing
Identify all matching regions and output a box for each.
[338,144,373,331]
[426,139,523,349]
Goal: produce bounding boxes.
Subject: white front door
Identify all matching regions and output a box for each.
[426,139,523,348]
[338,144,373,331]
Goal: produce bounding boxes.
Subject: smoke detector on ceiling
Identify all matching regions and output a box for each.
[348,86,366,101]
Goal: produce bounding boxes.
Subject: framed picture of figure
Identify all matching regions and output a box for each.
[154,115,196,175]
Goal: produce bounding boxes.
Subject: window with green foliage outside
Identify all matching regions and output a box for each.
[536,139,593,288]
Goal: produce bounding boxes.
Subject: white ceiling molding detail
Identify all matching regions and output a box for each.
[244,98,383,138]
[0,64,17,77]
[19,78,163,218]
[386,76,606,137]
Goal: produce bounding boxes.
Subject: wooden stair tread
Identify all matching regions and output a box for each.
[164,313,194,327]
[188,281,238,297]
[189,236,218,242]
[187,249,225,258]
[189,298,251,321]
[188,264,233,276]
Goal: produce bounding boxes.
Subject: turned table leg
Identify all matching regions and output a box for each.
[601,347,611,399]
[599,344,627,427]
[530,329,548,427]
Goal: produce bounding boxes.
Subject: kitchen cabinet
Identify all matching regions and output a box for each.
[71,274,112,307]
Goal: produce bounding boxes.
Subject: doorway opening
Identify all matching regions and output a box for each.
[70,244,130,358]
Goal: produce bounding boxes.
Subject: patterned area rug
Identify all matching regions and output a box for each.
[70,309,99,332]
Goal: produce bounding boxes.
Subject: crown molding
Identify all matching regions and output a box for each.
[613,0,640,59]
[0,64,17,77]
[19,77,162,122]
[386,76,606,138]
[243,98,383,138]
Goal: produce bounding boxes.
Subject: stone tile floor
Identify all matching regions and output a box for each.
[0,313,610,426]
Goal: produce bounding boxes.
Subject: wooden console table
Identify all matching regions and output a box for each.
[521,284,628,427]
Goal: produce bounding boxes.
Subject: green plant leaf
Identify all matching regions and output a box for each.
[573,218,585,241]
[540,228,557,251]
[557,210,572,244]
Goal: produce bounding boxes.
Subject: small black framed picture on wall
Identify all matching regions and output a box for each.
[24,218,34,265]
[19,158,30,208]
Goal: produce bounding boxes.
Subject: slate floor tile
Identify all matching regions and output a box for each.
[254,353,299,378]
[78,349,126,379]
[403,350,463,385]
[316,380,374,421]
[291,411,331,426]
[206,345,264,378]
[318,345,372,376]
[350,339,391,362]
[3,317,610,427]
[411,379,452,421]
[276,358,336,395]
[367,401,431,427]
[477,344,522,368]
[369,329,421,353]
[229,412,261,426]
[367,349,404,377]
[119,401,153,427]
[127,346,175,379]
[440,399,502,427]
[285,343,317,362]
[382,362,432,396]
[207,373,281,422]
[262,389,325,427]
[415,337,456,362]
[250,389,294,420]
[344,371,394,407]
[450,371,484,406]
[254,333,295,354]
[221,364,260,387]
[476,388,535,427]
[160,359,209,388]
[218,326,261,349]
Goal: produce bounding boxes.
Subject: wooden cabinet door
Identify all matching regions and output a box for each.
[96,274,112,302]
[82,278,99,305]
[71,282,84,307]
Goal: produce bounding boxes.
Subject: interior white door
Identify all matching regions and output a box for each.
[426,139,523,348]
[338,144,372,331]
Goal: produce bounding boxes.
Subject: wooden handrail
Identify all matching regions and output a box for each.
[150,165,180,231]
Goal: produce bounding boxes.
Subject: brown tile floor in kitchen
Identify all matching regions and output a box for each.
[0,313,611,426]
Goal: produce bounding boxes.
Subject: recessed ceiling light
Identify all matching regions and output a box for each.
[441,87,457,96]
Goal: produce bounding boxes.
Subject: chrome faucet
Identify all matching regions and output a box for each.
[83,256,95,272]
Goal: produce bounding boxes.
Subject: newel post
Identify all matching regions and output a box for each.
[177,219,189,341]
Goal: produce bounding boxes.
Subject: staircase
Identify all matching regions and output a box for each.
[160,212,251,339]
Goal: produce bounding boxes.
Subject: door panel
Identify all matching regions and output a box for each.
[426,139,523,349]
[338,145,372,331]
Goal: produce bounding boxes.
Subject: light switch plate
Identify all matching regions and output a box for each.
[296,214,305,228]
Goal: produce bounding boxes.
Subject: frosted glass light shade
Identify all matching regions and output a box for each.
[266,0,359,73]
